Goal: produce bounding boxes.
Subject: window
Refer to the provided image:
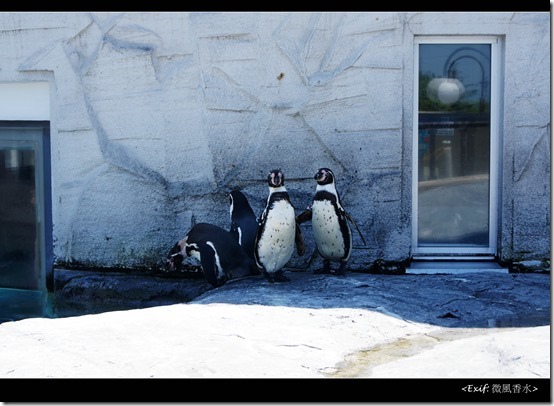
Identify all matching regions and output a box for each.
[0,122,52,322]
[412,37,501,258]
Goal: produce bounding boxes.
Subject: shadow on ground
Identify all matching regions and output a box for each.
[191,271,551,328]
[49,267,551,329]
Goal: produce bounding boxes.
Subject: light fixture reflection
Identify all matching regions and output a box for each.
[426,78,465,105]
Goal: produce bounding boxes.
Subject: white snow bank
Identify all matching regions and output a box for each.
[0,302,549,379]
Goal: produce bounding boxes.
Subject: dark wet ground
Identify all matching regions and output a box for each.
[1,267,550,329]
[192,270,551,328]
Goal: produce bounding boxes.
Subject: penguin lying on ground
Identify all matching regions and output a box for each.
[296,167,366,275]
[229,189,259,261]
[166,222,258,287]
[255,169,306,283]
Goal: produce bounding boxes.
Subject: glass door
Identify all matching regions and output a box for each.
[0,126,50,322]
[413,37,500,258]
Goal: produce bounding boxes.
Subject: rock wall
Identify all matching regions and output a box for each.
[0,12,549,271]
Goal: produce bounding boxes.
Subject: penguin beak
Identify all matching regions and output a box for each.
[166,242,185,271]
[315,171,325,182]
[270,172,282,187]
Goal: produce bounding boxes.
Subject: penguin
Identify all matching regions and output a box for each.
[229,189,259,261]
[166,222,258,287]
[254,169,305,283]
[297,167,365,276]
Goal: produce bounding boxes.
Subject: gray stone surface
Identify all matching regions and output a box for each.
[192,270,551,328]
[52,268,211,318]
[52,267,550,329]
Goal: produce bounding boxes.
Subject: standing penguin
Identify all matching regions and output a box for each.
[166,222,258,287]
[297,167,365,276]
[229,189,259,261]
[255,169,305,283]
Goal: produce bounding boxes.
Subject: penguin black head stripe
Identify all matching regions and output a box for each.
[267,169,285,188]
[314,167,335,186]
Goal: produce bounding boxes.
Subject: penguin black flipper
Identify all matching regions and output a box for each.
[296,208,312,225]
[344,210,367,245]
[295,221,306,256]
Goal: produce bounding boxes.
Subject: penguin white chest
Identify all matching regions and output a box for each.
[311,200,347,260]
[257,200,296,273]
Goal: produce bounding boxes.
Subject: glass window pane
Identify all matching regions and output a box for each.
[417,44,491,247]
[0,145,38,289]
[0,127,47,322]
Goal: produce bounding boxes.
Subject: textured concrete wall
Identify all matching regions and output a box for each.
[498,13,551,261]
[0,12,549,270]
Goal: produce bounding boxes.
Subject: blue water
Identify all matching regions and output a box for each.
[0,288,52,323]
[0,287,191,323]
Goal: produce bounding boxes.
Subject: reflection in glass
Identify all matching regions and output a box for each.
[0,128,46,323]
[418,44,491,246]
[0,148,38,289]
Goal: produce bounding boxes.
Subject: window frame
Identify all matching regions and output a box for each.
[411,36,502,259]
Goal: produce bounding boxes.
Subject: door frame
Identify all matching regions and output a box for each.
[411,36,502,259]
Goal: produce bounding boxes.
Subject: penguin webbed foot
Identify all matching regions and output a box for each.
[313,260,347,276]
[314,260,332,275]
[274,274,290,283]
[214,276,229,287]
[333,261,348,276]
[264,270,290,283]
